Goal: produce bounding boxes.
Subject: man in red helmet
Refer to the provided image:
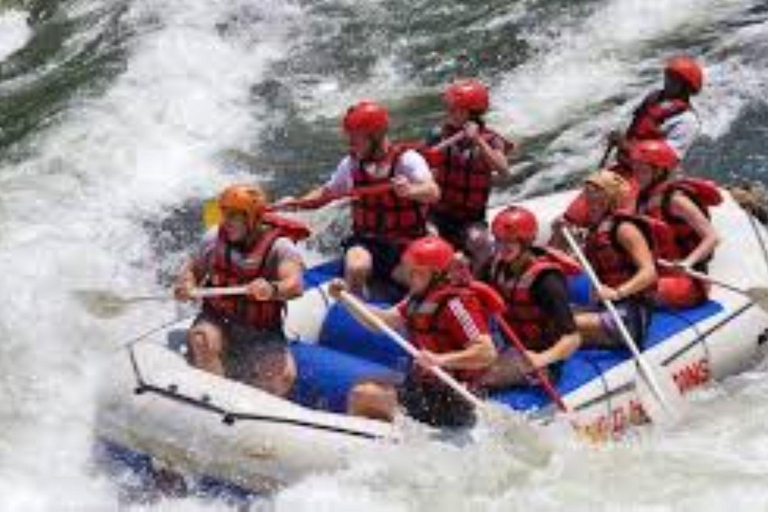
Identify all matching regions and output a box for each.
[425,79,514,264]
[631,140,720,308]
[297,100,439,297]
[610,55,704,162]
[331,235,497,427]
[478,206,582,389]
[174,184,305,397]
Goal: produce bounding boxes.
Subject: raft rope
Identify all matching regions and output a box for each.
[115,311,196,351]
[748,213,768,278]
[729,181,768,278]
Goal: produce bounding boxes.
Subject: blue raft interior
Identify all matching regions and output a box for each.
[289,262,724,414]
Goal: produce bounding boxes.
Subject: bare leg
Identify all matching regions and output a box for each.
[249,348,297,398]
[344,245,373,296]
[575,311,619,349]
[477,349,531,390]
[187,321,226,376]
[347,380,398,421]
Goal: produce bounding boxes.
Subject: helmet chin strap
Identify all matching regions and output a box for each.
[361,134,387,163]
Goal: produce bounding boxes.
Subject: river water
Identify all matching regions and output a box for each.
[1,0,767,510]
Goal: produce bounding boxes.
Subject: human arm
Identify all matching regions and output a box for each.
[173,259,198,301]
[526,272,582,368]
[246,238,304,301]
[391,150,440,204]
[600,221,657,301]
[327,278,406,331]
[668,191,719,268]
[289,157,354,208]
[173,228,217,301]
[464,121,510,175]
[416,296,497,370]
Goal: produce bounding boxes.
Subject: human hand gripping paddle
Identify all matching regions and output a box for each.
[73,285,249,319]
[561,226,687,426]
[335,288,553,467]
[658,259,768,312]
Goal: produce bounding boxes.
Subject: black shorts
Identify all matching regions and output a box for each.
[192,309,288,383]
[428,211,485,251]
[397,372,476,428]
[343,235,405,282]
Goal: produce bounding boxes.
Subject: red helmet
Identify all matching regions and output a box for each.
[666,55,704,94]
[219,184,268,228]
[342,100,390,135]
[443,79,489,114]
[628,140,679,170]
[402,236,455,272]
[491,206,538,244]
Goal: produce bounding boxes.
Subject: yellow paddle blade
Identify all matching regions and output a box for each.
[203,198,222,229]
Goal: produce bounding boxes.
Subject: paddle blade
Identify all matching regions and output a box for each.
[72,290,130,318]
[203,199,222,229]
[634,359,687,427]
[478,403,553,467]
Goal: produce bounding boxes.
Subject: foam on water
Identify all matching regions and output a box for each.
[0,9,30,63]
[491,0,768,195]
[0,0,303,508]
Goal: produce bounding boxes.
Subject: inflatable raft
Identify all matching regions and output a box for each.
[95,189,768,495]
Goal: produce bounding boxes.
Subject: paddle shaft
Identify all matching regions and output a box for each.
[599,139,617,167]
[657,259,744,293]
[271,182,393,212]
[338,290,483,408]
[119,286,248,303]
[190,286,248,299]
[493,314,570,413]
[561,227,676,414]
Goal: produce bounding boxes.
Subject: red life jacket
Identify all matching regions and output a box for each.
[430,125,512,222]
[489,248,577,351]
[638,177,721,268]
[404,282,487,382]
[351,144,427,245]
[626,90,691,141]
[584,213,661,296]
[201,222,300,331]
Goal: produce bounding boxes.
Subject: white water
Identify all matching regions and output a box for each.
[0,9,30,63]
[0,0,767,510]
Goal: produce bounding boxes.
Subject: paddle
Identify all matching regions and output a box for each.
[202,183,394,230]
[336,289,553,467]
[599,138,617,167]
[658,259,768,312]
[561,226,686,426]
[73,285,248,319]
